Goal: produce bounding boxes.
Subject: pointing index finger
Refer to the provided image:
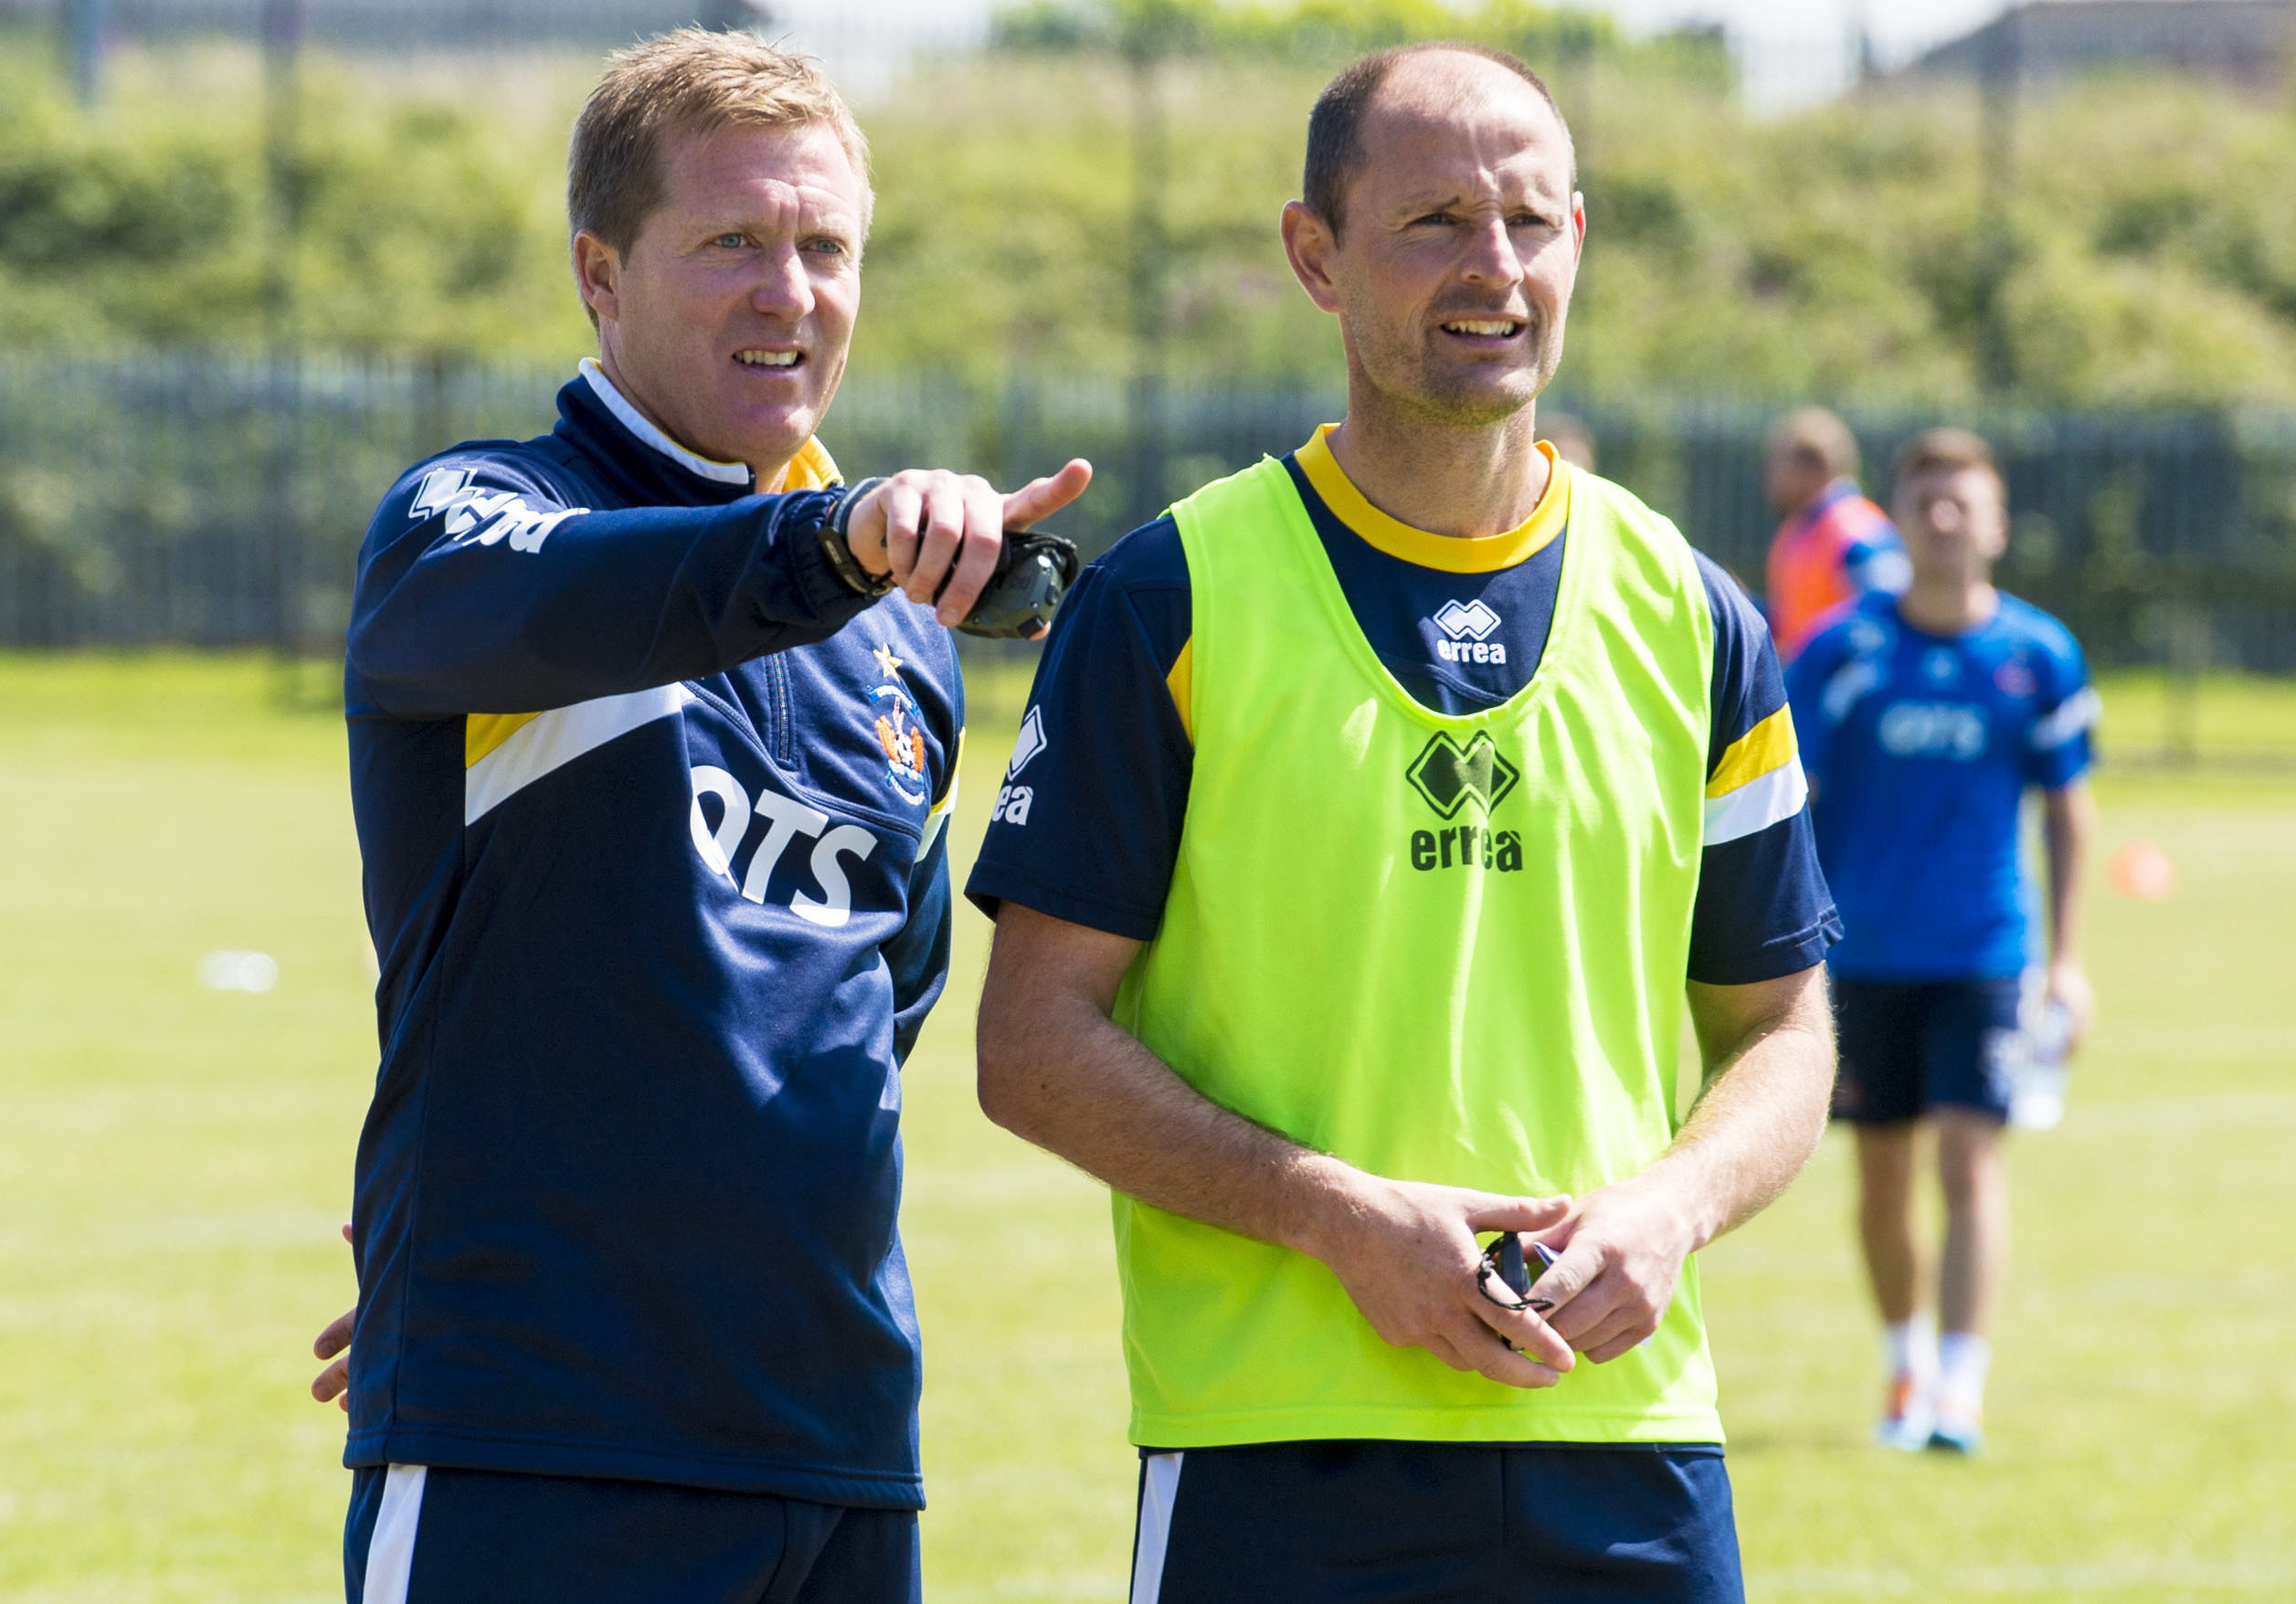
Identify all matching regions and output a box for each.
[1001,459,1093,532]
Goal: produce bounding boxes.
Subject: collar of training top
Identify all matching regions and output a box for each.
[556,360,838,511]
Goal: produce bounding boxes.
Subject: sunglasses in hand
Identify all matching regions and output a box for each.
[1476,1233,1561,1315]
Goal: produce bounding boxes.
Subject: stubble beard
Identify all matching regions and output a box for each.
[1353,307,1567,432]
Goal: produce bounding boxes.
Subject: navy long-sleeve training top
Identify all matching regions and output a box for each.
[342,364,962,1507]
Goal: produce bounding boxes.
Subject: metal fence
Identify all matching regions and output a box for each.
[1552,396,2296,680]
[8,0,985,103]
[5,353,2296,680]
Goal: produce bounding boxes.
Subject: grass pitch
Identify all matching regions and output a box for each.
[1,654,2292,1602]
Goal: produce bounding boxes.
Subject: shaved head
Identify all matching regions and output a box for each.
[1304,43,1575,241]
[1280,40,1584,433]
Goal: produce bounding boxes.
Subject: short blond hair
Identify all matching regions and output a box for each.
[1894,427,2004,497]
[1767,406,1861,481]
[568,28,873,257]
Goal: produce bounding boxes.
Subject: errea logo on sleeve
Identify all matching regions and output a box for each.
[991,706,1046,827]
[410,466,473,519]
[1005,706,1047,778]
[410,466,586,554]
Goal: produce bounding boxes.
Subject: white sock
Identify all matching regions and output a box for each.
[1885,1314,1936,1382]
[1937,1332,1992,1416]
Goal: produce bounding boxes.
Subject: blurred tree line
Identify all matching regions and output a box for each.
[4,2,2295,407]
[0,36,587,358]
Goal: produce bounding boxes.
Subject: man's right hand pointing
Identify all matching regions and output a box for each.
[844,459,1093,629]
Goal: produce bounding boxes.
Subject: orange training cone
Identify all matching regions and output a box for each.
[2108,839,2176,900]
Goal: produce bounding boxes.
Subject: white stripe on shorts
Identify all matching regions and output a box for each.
[1129,1451,1185,1604]
[362,1464,429,1604]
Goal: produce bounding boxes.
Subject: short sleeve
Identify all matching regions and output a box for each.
[2022,622,2097,791]
[1690,554,1841,986]
[1842,527,1910,597]
[963,518,1195,940]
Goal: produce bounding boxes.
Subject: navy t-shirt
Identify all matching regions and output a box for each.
[1786,589,2095,980]
[968,430,1839,987]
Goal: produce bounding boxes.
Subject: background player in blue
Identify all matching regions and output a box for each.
[968,45,1843,1602]
[303,32,1089,1604]
[1786,427,2097,1457]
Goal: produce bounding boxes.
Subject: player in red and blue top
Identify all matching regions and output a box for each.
[1785,428,2096,1458]
[1764,406,1909,663]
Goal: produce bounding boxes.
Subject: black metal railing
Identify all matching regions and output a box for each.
[5,353,2294,681]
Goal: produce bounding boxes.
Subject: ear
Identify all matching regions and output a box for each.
[1281,200,1345,317]
[1980,498,2013,559]
[1571,192,1587,259]
[573,230,623,328]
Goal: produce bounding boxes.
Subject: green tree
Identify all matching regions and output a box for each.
[4,14,2293,410]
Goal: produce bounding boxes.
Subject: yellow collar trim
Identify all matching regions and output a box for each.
[578,358,840,493]
[1294,425,1569,575]
[769,437,841,493]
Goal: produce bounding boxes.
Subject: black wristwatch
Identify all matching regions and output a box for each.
[818,477,895,598]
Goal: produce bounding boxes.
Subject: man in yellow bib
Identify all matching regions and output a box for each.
[968,43,1840,1602]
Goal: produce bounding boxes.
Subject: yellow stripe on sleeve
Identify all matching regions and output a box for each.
[917,728,963,861]
[462,438,839,771]
[1705,704,1798,799]
[1166,636,1195,746]
[465,712,543,767]
[462,688,690,825]
[935,728,965,808]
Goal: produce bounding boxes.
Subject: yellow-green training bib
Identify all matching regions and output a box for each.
[1113,453,1719,1448]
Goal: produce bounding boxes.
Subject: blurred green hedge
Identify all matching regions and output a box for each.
[5,8,2295,408]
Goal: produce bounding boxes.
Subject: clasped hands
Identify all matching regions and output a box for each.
[1306,1170,1701,1389]
[313,1171,1698,1409]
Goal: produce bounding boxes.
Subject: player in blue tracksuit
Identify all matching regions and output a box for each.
[1786,427,2095,1458]
[312,33,1087,1603]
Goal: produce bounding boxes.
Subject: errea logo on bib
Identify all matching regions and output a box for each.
[1403,732,1525,874]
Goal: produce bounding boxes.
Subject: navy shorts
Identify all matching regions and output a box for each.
[1128,1440,1742,1604]
[344,1465,920,1604]
[1830,975,2024,1124]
